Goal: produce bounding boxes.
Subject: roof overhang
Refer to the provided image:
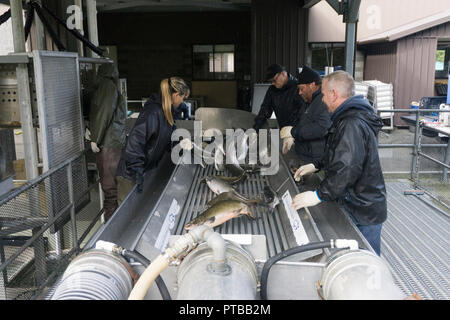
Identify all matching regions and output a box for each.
[359,9,450,44]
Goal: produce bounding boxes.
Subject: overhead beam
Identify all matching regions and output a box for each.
[97,0,247,12]
[326,0,341,15]
[345,0,361,22]
[303,0,322,9]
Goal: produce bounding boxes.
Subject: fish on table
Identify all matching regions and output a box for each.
[206,190,269,208]
[184,200,255,230]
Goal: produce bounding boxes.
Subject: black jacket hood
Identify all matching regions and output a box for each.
[331,95,383,135]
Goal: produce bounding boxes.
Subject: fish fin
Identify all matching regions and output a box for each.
[245,208,256,220]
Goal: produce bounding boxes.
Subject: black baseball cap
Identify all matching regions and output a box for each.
[265,64,286,81]
[296,66,321,85]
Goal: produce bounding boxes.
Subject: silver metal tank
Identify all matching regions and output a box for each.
[51,250,134,300]
[176,241,258,300]
[319,249,405,300]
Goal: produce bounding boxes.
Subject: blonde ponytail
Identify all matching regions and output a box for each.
[160,77,190,126]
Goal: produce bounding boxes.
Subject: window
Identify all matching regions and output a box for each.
[193,44,235,80]
[435,43,450,79]
[310,43,345,74]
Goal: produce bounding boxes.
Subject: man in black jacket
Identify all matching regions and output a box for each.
[280,66,331,164]
[292,70,387,255]
[253,64,304,131]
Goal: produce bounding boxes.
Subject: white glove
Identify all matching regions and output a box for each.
[91,142,100,153]
[292,190,322,210]
[282,137,295,155]
[85,128,91,141]
[294,163,318,181]
[180,138,193,150]
[280,126,293,139]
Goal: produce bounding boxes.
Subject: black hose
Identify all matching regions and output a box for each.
[39,1,105,57]
[122,249,172,300]
[32,2,66,51]
[24,5,34,42]
[0,9,11,26]
[260,241,333,300]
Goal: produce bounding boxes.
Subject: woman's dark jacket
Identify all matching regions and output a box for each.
[116,93,174,181]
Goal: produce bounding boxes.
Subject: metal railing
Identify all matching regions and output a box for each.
[0,150,103,300]
[375,108,450,182]
[376,108,450,211]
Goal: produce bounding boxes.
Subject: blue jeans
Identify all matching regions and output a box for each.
[343,207,383,255]
[357,224,383,256]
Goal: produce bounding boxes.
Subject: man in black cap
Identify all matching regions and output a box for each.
[280,66,331,165]
[252,64,304,131]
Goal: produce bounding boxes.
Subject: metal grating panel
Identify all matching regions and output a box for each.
[174,165,291,258]
[381,181,450,300]
[33,51,89,232]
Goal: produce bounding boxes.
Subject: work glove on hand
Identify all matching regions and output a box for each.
[291,190,322,210]
[180,138,193,151]
[280,126,293,139]
[91,142,100,153]
[282,137,295,155]
[85,128,91,141]
[294,163,318,181]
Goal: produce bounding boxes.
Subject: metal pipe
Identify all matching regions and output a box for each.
[378,144,448,148]
[67,162,79,250]
[344,22,357,76]
[10,0,46,285]
[418,152,450,169]
[74,0,84,57]
[79,56,113,64]
[86,0,99,58]
[411,111,421,180]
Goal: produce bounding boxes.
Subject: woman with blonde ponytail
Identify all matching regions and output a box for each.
[116,77,190,193]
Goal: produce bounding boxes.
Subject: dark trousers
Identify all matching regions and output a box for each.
[96,147,122,222]
[344,208,383,256]
[357,223,383,256]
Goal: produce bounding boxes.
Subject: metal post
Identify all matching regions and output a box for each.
[67,162,79,250]
[10,0,47,287]
[344,22,357,77]
[413,122,424,189]
[411,110,421,179]
[442,140,449,183]
[0,235,7,299]
[74,0,84,57]
[86,0,99,58]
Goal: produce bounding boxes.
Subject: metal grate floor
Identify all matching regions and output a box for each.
[173,165,291,258]
[382,181,450,300]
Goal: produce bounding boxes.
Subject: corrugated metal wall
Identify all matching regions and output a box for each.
[251,0,308,83]
[394,22,450,126]
[362,22,450,126]
[363,42,397,85]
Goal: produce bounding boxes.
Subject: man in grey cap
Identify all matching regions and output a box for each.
[252,64,304,131]
[280,66,331,164]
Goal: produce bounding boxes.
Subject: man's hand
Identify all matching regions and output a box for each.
[282,137,294,154]
[135,174,144,193]
[91,142,100,153]
[294,163,317,181]
[291,191,322,210]
[280,126,293,139]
